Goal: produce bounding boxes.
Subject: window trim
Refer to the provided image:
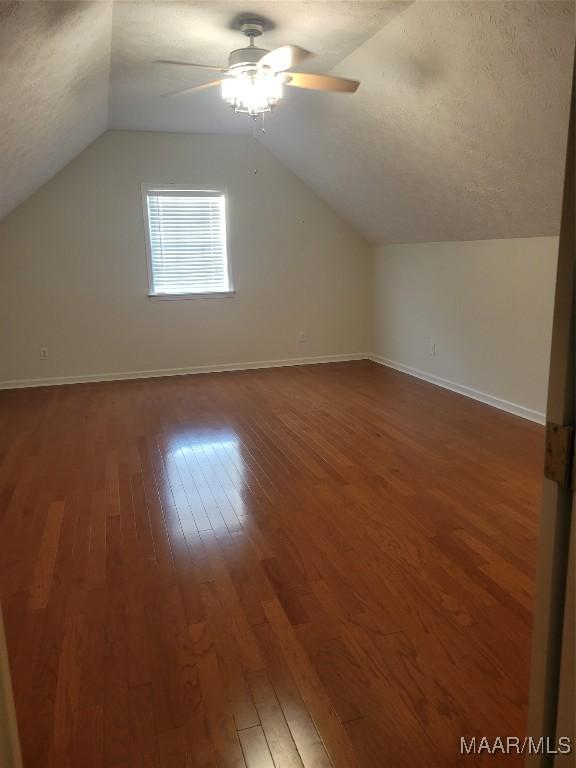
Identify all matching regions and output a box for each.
[141,183,235,299]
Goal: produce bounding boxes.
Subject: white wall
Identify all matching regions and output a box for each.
[0,131,372,385]
[373,238,559,421]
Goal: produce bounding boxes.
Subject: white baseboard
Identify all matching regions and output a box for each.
[0,353,369,391]
[0,354,547,426]
[370,355,545,425]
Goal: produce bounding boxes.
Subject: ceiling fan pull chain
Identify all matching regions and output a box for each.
[252,121,259,175]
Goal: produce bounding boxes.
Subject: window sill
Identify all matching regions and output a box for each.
[148,291,236,301]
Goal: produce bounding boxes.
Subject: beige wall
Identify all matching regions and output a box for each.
[0,130,372,385]
[373,237,559,421]
[0,130,559,422]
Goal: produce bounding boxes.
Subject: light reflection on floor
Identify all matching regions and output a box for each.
[162,430,248,535]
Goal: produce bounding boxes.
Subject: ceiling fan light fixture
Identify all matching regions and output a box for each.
[221,71,283,117]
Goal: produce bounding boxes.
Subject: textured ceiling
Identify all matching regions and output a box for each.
[260,0,575,242]
[0,0,574,242]
[0,1,112,222]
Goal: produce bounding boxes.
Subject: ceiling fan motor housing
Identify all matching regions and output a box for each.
[229,20,269,69]
[228,46,269,69]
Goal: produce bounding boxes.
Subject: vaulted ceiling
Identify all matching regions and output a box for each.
[0,1,112,224]
[1,0,574,242]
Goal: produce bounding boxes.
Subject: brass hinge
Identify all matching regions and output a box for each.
[544,423,576,489]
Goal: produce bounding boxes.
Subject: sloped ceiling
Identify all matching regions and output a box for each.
[261,0,575,242]
[0,1,112,222]
[0,0,573,243]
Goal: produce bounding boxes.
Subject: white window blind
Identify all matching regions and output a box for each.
[144,187,231,296]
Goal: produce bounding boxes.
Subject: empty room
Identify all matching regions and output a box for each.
[0,1,574,767]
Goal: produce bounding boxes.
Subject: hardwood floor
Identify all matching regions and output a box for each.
[0,360,544,767]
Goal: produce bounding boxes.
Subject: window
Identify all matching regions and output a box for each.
[142,185,233,298]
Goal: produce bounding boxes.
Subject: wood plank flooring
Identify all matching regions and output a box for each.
[0,361,544,767]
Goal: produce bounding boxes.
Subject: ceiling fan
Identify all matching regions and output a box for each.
[155,18,360,118]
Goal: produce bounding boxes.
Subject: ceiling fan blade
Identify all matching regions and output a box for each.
[258,45,311,73]
[285,72,360,93]
[155,59,225,71]
[162,79,223,98]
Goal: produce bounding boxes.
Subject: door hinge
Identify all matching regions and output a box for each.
[544,423,576,489]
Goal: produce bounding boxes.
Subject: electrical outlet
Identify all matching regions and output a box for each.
[299,331,307,344]
[430,341,437,358]
[40,347,49,360]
